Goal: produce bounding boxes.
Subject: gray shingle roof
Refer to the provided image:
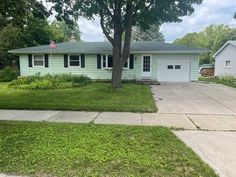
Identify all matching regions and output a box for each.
[213,40,236,57]
[9,41,208,54]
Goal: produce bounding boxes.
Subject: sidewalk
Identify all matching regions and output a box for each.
[0,109,197,129]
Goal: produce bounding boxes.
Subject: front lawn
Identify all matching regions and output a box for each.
[0,121,217,177]
[199,77,236,88]
[0,82,156,112]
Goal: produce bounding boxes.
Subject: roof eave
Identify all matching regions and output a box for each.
[213,41,236,58]
[9,50,209,55]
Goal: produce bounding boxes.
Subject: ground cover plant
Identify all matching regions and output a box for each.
[0,82,157,112]
[0,121,218,177]
[9,74,91,89]
[200,75,236,88]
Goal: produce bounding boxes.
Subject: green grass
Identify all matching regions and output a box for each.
[0,121,217,177]
[199,77,236,88]
[0,82,156,112]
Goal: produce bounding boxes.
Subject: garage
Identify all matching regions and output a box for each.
[157,58,191,82]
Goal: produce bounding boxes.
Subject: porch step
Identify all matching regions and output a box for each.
[136,80,160,85]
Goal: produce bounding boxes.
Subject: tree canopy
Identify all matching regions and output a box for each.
[174,24,236,65]
[0,0,81,66]
[49,0,203,88]
[132,25,165,42]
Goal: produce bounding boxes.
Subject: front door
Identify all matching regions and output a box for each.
[141,55,152,78]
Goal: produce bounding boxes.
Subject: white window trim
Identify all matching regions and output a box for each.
[69,54,81,68]
[225,60,231,69]
[102,54,130,69]
[102,54,113,69]
[33,54,44,67]
[141,54,152,75]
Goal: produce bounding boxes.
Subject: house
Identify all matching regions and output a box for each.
[9,41,208,82]
[200,64,215,76]
[214,40,236,76]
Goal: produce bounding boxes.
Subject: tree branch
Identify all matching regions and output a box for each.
[122,1,133,61]
[97,0,113,18]
[99,10,114,44]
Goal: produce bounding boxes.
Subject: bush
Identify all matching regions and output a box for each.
[0,66,19,82]
[9,74,91,90]
[219,75,236,82]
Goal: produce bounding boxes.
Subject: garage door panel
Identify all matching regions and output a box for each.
[158,58,190,82]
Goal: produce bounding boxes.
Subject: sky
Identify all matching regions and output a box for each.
[48,0,236,43]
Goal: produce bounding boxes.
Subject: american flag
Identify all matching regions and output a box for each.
[50,41,57,48]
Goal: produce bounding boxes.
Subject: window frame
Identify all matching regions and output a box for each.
[33,54,44,67]
[102,54,113,69]
[225,60,231,68]
[175,65,181,70]
[167,65,174,70]
[68,54,81,67]
[101,54,130,69]
[123,58,130,69]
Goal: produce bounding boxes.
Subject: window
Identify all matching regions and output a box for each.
[175,65,181,69]
[102,55,113,68]
[143,56,151,72]
[33,55,44,66]
[69,55,80,67]
[225,60,230,68]
[124,58,130,69]
[167,65,173,69]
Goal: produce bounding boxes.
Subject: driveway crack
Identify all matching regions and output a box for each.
[186,114,201,130]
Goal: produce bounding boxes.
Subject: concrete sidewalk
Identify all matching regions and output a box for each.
[1,109,236,131]
[0,109,197,129]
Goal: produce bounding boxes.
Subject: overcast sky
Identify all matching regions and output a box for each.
[48,0,236,43]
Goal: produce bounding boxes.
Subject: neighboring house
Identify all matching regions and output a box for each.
[214,40,236,76]
[200,64,215,76]
[9,41,207,82]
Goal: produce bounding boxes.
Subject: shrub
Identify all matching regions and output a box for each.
[219,74,236,82]
[0,66,19,82]
[9,74,91,90]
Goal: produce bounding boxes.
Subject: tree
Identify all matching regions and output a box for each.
[132,25,165,42]
[42,1,203,88]
[174,25,236,65]
[234,12,236,19]
[0,0,50,28]
[50,20,81,42]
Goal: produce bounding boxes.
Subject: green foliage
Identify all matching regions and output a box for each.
[174,25,236,65]
[0,0,81,68]
[0,66,19,82]
[199,76,236,88]
[9,74,91,90]
[0,82,156,112]
[0,121,217,177]
[50,20,81,42]
[0,0,49,28]
[132,25,165,42]
[219,75,236,82]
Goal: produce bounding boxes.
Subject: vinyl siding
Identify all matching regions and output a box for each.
[191,57,199,81]
[215,44,236,76]
[19,53,199,82]
[20,54,137,80]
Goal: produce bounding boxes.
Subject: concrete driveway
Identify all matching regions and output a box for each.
[175,131,236,177]
[152,83,236,177]
[151,83,236,130]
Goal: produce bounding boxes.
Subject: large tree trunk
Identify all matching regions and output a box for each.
[111,0,133,89]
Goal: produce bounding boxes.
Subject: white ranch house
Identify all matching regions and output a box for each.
[9,41,208,82]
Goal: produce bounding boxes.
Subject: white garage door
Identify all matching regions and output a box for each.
[158,58,191,82]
